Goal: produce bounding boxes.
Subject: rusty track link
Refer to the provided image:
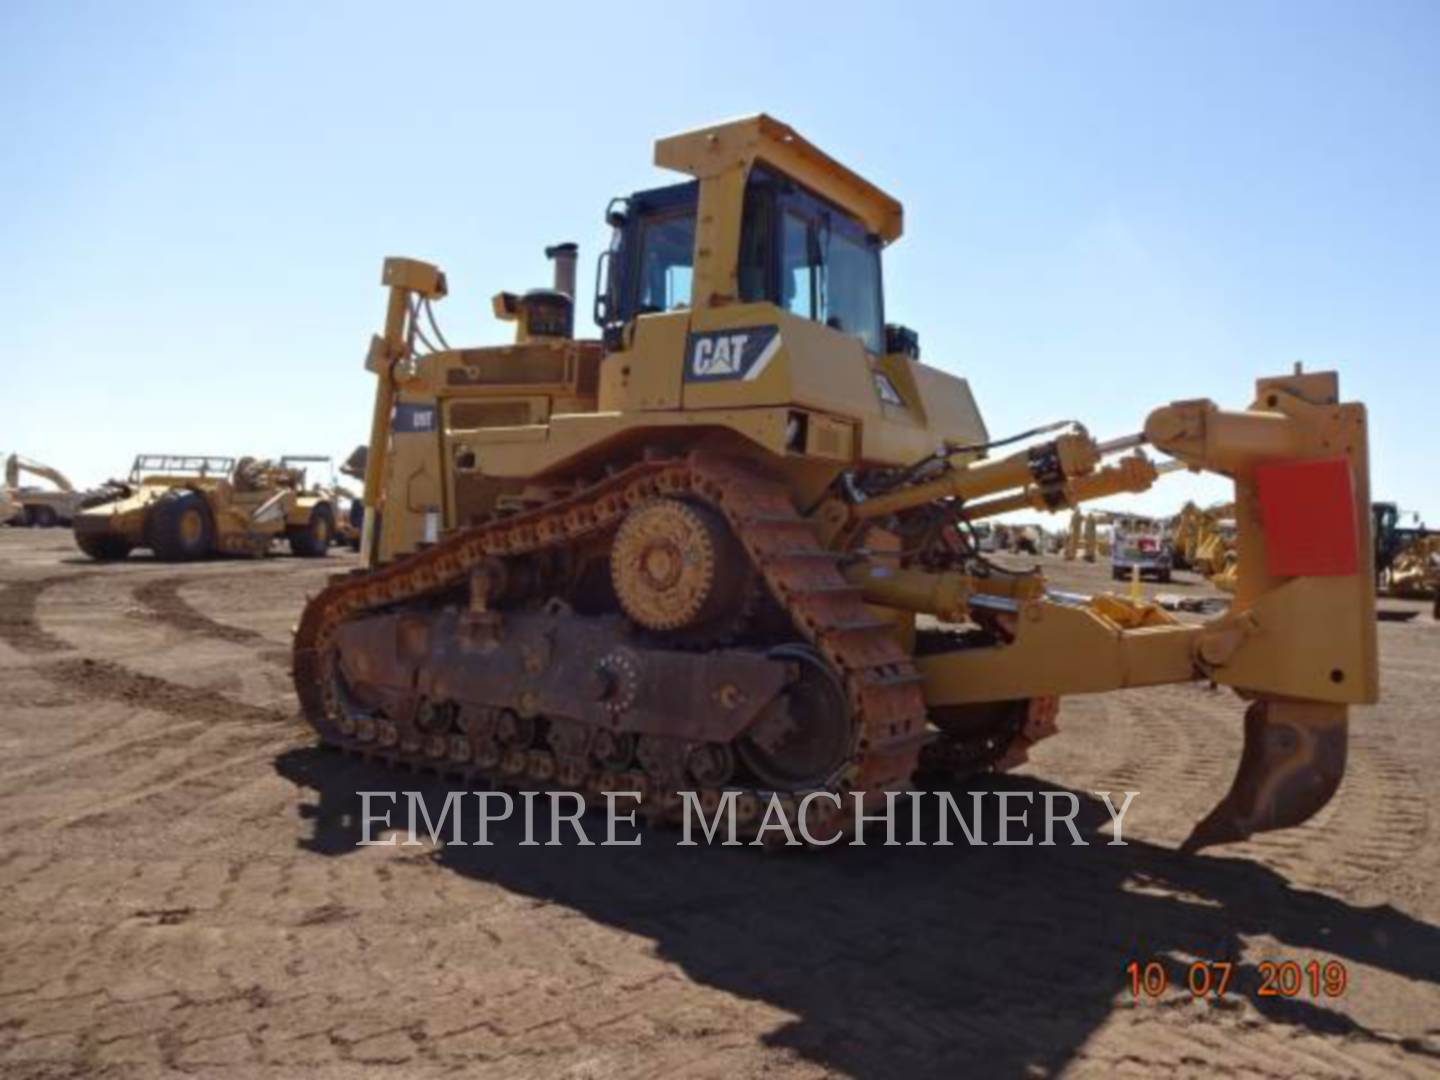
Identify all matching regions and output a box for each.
[292,452,929,840]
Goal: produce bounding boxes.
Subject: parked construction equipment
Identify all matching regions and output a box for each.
[1171,500,1239,590]
[1084,513,1101,561]
[336,446,368,550]
[294,115,1378,853]
[3,454,89,527]
[280,455,361,549]
[1373,502,1438,601]
[1063,510,1082,560]
[73,454,336,561]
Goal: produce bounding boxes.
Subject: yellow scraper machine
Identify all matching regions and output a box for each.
[293,114,1378,851]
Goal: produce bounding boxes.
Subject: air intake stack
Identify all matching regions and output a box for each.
[492,243,579,341]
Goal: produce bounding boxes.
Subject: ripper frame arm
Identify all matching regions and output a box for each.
[845,369,1377,852]
[848,369,1376,708]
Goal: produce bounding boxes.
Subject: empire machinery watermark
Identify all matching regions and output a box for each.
[355,789,1140,848]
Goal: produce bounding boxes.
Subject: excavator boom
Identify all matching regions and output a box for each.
[5,454,75,493]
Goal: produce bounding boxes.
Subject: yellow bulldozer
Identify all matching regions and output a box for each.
[73,454,336,561]
[295,115,1378,852]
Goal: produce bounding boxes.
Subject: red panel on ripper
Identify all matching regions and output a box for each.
[1255,457,1359,577]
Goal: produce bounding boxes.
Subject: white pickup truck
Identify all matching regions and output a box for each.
[1111,523,1174,583]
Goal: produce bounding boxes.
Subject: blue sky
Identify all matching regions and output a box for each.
[3,1,1436,524]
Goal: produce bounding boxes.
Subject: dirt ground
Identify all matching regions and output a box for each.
[1,527,1437,1078]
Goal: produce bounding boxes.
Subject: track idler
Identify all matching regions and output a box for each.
[1182,699,1348,853]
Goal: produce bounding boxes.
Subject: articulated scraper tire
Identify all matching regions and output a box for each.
[148,491,215,561]
[347,500,363,550]
[288,504,334,558]
[74,531,133,561]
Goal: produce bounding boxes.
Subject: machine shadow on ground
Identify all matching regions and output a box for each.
[275,747,1440,1078]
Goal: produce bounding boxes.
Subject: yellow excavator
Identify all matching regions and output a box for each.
[294,115,1378,852]
[3,454,87,527]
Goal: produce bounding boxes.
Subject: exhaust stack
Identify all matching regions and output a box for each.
[546,242,578,299]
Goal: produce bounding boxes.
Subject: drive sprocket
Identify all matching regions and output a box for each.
[610,497,756,644]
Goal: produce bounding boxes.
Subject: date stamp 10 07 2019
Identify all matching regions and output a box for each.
[1125,959,1349,1001]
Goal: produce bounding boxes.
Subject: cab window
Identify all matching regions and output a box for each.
[635,212,695,314]
[597,171,885,355]
[780,212,815,319]
[753,168,885,353]
[817,225,883,353]
[595,179,698,341]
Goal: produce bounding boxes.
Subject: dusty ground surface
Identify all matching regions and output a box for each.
[0,526,1437,1078]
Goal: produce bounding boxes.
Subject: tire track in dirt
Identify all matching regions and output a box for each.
[1030,687,1436,1073]
[1242,735,1429,895]
[129,577,265,645]
[0,564,304,829]
[1138,685,1249,826]
[1056,682,1239,844]
[37,657,293,728]
[1107,1006,1435,1079]
[42,727,300,834]
[0,715,205,790]
[0,573,92,654]
[1077,683,1428,896]
[24,657,303,833]
[1097,691,1208,797]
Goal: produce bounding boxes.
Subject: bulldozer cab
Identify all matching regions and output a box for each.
[595,116,900,352]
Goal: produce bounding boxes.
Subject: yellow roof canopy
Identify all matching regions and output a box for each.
[653,114,904,243]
